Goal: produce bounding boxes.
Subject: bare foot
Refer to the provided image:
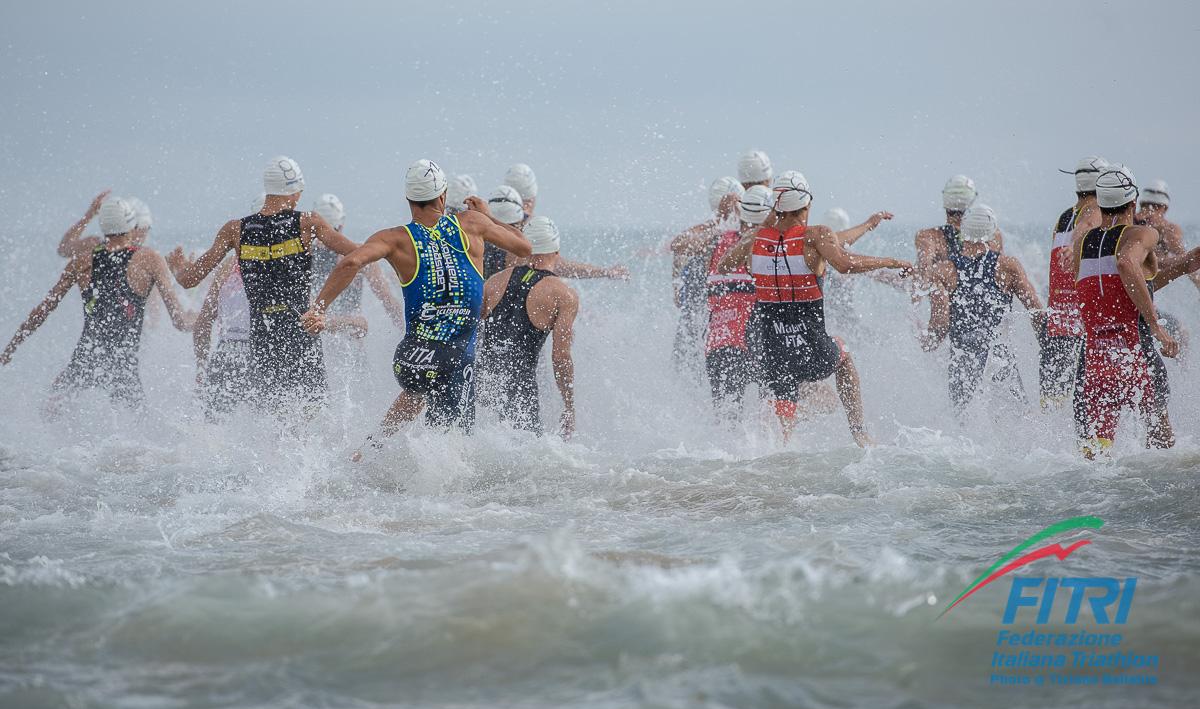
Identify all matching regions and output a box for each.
[852,429,876,448]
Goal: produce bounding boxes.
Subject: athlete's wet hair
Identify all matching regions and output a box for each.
[1099,202,1135,218]
[408,196,442,209]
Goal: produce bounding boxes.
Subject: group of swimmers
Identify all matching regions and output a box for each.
[0,158,625,448]
[1,150,1195,458]
[669,151,1198,456]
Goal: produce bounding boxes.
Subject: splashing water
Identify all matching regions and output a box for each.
[1,223,1198,708]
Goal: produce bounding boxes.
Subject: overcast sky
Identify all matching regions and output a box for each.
[2,1,1198,242]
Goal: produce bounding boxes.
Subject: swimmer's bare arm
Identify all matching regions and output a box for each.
[0,260,79,365]
[57,190,109,258]
[303,213,359,256]
[919,264,953,352]
[816,226,911,275]
[168,220,239,288]
[461,197,532,257]
[193,258,233,371]
[997,255,1046,336]
[913,227,943,278]
[1116,227,1178,357]
[363,262,406,327]
[716,233,754,273]
[670,221,718,259]
[146,250,194,331]
[303,231,398,332]
[838,211,893,247]
[1151,246,1200,291]
[555,258,630,280]
[1158,222,1200,290]
[551,285,579,439]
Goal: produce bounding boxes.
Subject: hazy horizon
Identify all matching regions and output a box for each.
[3,1,1198,244]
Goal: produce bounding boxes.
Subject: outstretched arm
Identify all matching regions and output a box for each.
[57,190,109,258]
[168,220,238,288]
[1157,223,1200,291]
[554,258,630,280]
[838,211,893,247]
[1,266,76,365]
[1151,246,1200,292]
[817,227,911,275]
[305,213,359,256]
[302,232,395,333]
[998,255,1046,336]
[364,262,406,327]
[550,287,580,439]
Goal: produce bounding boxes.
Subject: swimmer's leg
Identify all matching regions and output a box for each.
[353,391,426,462]
[833,353,872,448]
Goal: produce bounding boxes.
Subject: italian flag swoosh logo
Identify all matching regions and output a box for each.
[937,515,1104,619]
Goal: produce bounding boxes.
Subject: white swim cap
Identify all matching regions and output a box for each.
[251,193,266,213]
[446,174,478,212]
[737,149,773,184]
[1141,178,1169,207]
[263,156,305,196]
[313,193,345,229]
[128,197,152,230]
[1095,165,1139,209]
[1060,156,1108,194]
[822,207,851,232]
[487,185,526,225]
[504,163,538,200]
[961,203,998,242]
[738,185,773,225]
[772,170,812,212]
[405,159,448,202]
[942,175,977,212]
[708,176,745,212]
[524,216,560,255]
[98,197,137,236]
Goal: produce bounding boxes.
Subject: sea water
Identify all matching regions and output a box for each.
[1,222,1197,708]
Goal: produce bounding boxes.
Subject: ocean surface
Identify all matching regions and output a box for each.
[1,220,1198,708]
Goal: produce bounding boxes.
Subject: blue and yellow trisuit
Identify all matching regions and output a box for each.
[394,213,484,429]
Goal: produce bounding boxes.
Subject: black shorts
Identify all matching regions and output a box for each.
[393,335,475,430]
[202,339,254,417]
[1039,334,1083,403]
[249,310,326,398]
[756,305,844,400]
[705,346,752,409]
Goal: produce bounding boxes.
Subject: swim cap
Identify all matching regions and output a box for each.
[524,216,560,255]
[738,185,773,225]
[737,149,773,184]
[128,197,152,230]
[708,176,745,212]
[1060,156,1108,194]
[251,193,266,213]
[313,193,345,229]
[487,185,526,225]
[263,156,305,196]
[504,163,538,200]
[772,171,812,212]
[405,159,448,202]
[1095,165,1138,209]
[822,207,851,232]
[446,174,478,212]
[1141,178,1170,207]
[942,175,977,212]
[961,203,998,242]
[98,197,137,236]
